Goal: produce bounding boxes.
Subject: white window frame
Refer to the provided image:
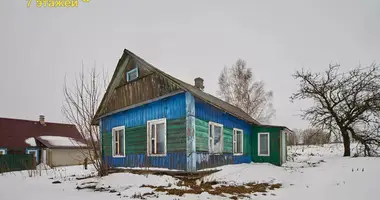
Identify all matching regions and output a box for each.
[0,149,6,155]
[208,121,224,154]
[26,149,39,162]
[258,132,270,156]
[112,126,126,158]
[147,118,167,157]
[233,128,244,156]
[126,67,139,82]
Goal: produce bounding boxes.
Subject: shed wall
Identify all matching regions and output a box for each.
[252,126,282,166]
[48,149,91,167]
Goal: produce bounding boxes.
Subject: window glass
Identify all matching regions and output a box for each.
[112,127,125,157]
[237,131,242,154]
[156,123,165,154]
[147,119,166,156]
[259,134,269,155]
[118,130,124,155]
[233,129,243,154]
[213,126,222,153]
[209,122,223,154]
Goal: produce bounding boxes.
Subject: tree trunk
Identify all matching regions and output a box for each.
[342,133,351,156]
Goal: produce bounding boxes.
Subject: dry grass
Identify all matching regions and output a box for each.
[141,178,282,197]
[110,168,282,198]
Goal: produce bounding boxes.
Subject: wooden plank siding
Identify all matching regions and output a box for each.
[102,118,186,156]
[194,98,253,170]
[252,126,282,166]
[102,118,187,170]
[101,72,181,118]
[195,118,251,155]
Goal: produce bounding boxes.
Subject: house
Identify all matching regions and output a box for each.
[93,49,292,172]
[0,115,91,167]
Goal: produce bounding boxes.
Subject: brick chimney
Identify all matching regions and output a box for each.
[39,115,46,125]
[194,77,204,90]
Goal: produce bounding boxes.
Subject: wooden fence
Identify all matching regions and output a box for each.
[0,154,35,173]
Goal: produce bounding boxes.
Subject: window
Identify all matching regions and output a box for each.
[208,122,223,154]
[26,149,38,162]
[258,133,270,156]
[112,126,125,157]
[233,128,243,155]
[0,149,6,155]
[147,118,166,156]
[126,67,139,82]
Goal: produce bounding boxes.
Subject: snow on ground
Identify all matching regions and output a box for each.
[0,143,379,200]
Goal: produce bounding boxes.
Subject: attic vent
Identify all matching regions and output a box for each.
[194,77,204,90]
[126,67,139,82]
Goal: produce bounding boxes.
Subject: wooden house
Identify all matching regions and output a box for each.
[93,49,291,172]
[0,116,91,167]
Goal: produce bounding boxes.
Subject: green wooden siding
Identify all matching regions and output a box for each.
[195,118,251,155]
[195,118,208,151]
[167,118,187,152]
[102,132,112,156]
[125,125,146,154]
[252,126,282,166]
[223,127,233,153]
[102,118,186,156]
[243,132,252,156]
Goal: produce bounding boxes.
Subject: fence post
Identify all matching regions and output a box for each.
[84,157,88,170]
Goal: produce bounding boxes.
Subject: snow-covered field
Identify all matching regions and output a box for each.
[0,143,379,200]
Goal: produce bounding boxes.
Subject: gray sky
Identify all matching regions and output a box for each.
[1,0,379,129]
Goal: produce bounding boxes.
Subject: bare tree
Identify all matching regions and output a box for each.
[291,63,380,156]
[287,129,300,146]
[218,59,275,123]
[62,65,109,176]
[300,128,330,145]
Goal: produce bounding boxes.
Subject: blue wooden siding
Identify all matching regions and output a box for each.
[101,92,186,133]
[104,152,187,170]
[100,93,255,171]
[100,92,187,170]
[194,97,253,168]
[194,98,252,136]
[196,152,251,170]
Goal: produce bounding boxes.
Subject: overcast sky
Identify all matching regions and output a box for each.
[0,0,379,129]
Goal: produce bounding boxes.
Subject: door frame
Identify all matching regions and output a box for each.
[280,130,287,164]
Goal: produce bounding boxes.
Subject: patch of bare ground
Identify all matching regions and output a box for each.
[103,169,282,198]
[141,179,282,197]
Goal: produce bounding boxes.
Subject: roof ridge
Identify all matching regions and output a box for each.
[0,117,75,126]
